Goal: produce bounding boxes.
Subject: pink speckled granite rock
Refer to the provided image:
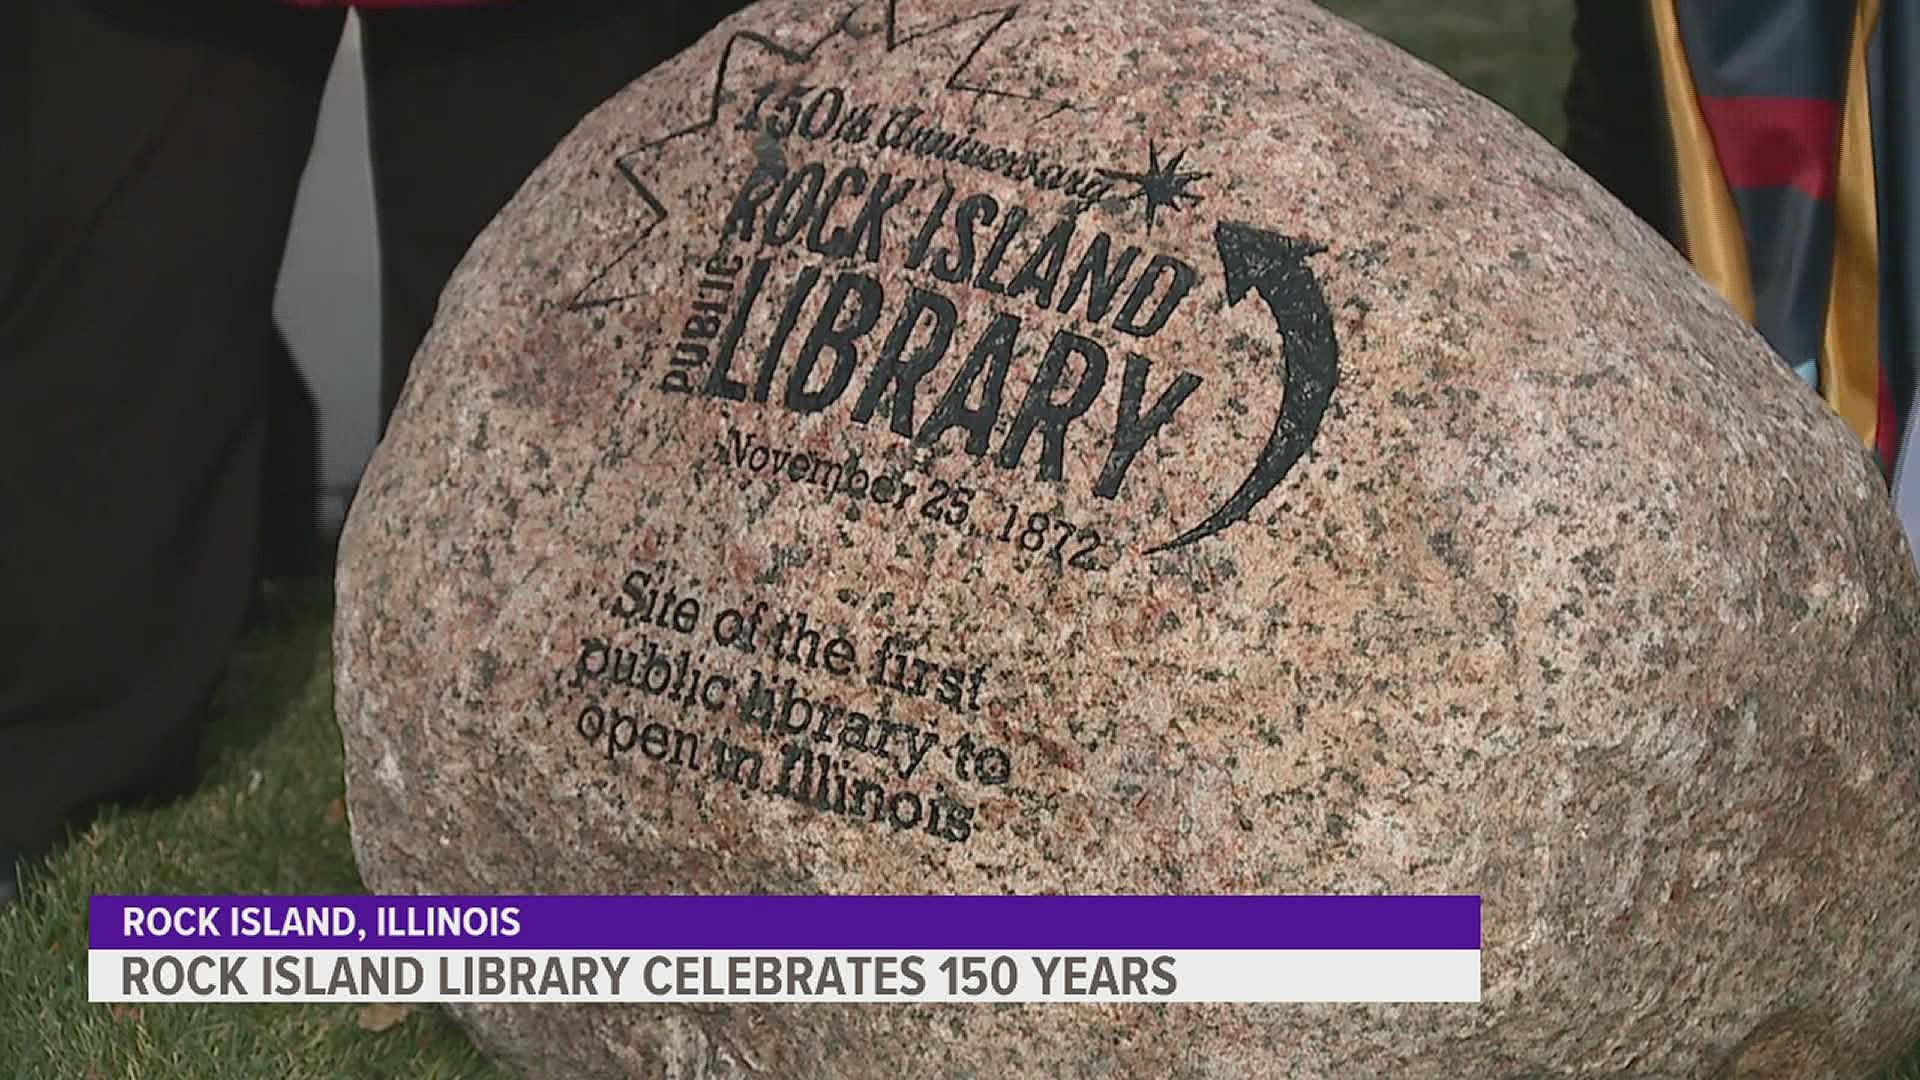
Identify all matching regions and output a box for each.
[332,0,1920,1075]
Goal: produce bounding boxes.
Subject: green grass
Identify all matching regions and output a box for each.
[2,3,1915,1077]
[1320,0,1576,144]
[6,587,1916,1078]
[1,581,507,1079]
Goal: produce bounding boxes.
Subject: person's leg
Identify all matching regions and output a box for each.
[260,318,325,580]
[359,1,748,428]
[0,9,18,910]
[0,0,344,862]
[1563,0,1674,243]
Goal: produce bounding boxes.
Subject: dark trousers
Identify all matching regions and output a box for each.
[0,0,742,853]
[1563,0,1671,244]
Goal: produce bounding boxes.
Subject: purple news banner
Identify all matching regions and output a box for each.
[88,895,1481,951]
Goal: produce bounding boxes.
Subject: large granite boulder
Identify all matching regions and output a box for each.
[332,0,1920,1075]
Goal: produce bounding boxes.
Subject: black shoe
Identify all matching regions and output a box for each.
[0,851,20,911]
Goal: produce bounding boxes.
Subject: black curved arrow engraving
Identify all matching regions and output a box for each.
[1150,221,1340,553]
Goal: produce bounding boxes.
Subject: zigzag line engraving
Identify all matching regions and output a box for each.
[567,0,1073,311]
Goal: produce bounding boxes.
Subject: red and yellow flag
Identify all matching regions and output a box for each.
[1648,0,1914,479]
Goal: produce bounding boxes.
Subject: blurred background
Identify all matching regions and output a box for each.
[275,20,377,535]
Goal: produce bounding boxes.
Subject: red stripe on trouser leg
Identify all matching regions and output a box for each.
[1696,95,1841,199]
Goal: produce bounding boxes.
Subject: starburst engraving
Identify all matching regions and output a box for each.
[567,1,1082,311]
[1097,141,1210,232]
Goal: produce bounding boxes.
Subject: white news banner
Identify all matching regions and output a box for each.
[90,949,1482,1004]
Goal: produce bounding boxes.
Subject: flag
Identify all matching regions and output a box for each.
[1646,0,1916,480]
